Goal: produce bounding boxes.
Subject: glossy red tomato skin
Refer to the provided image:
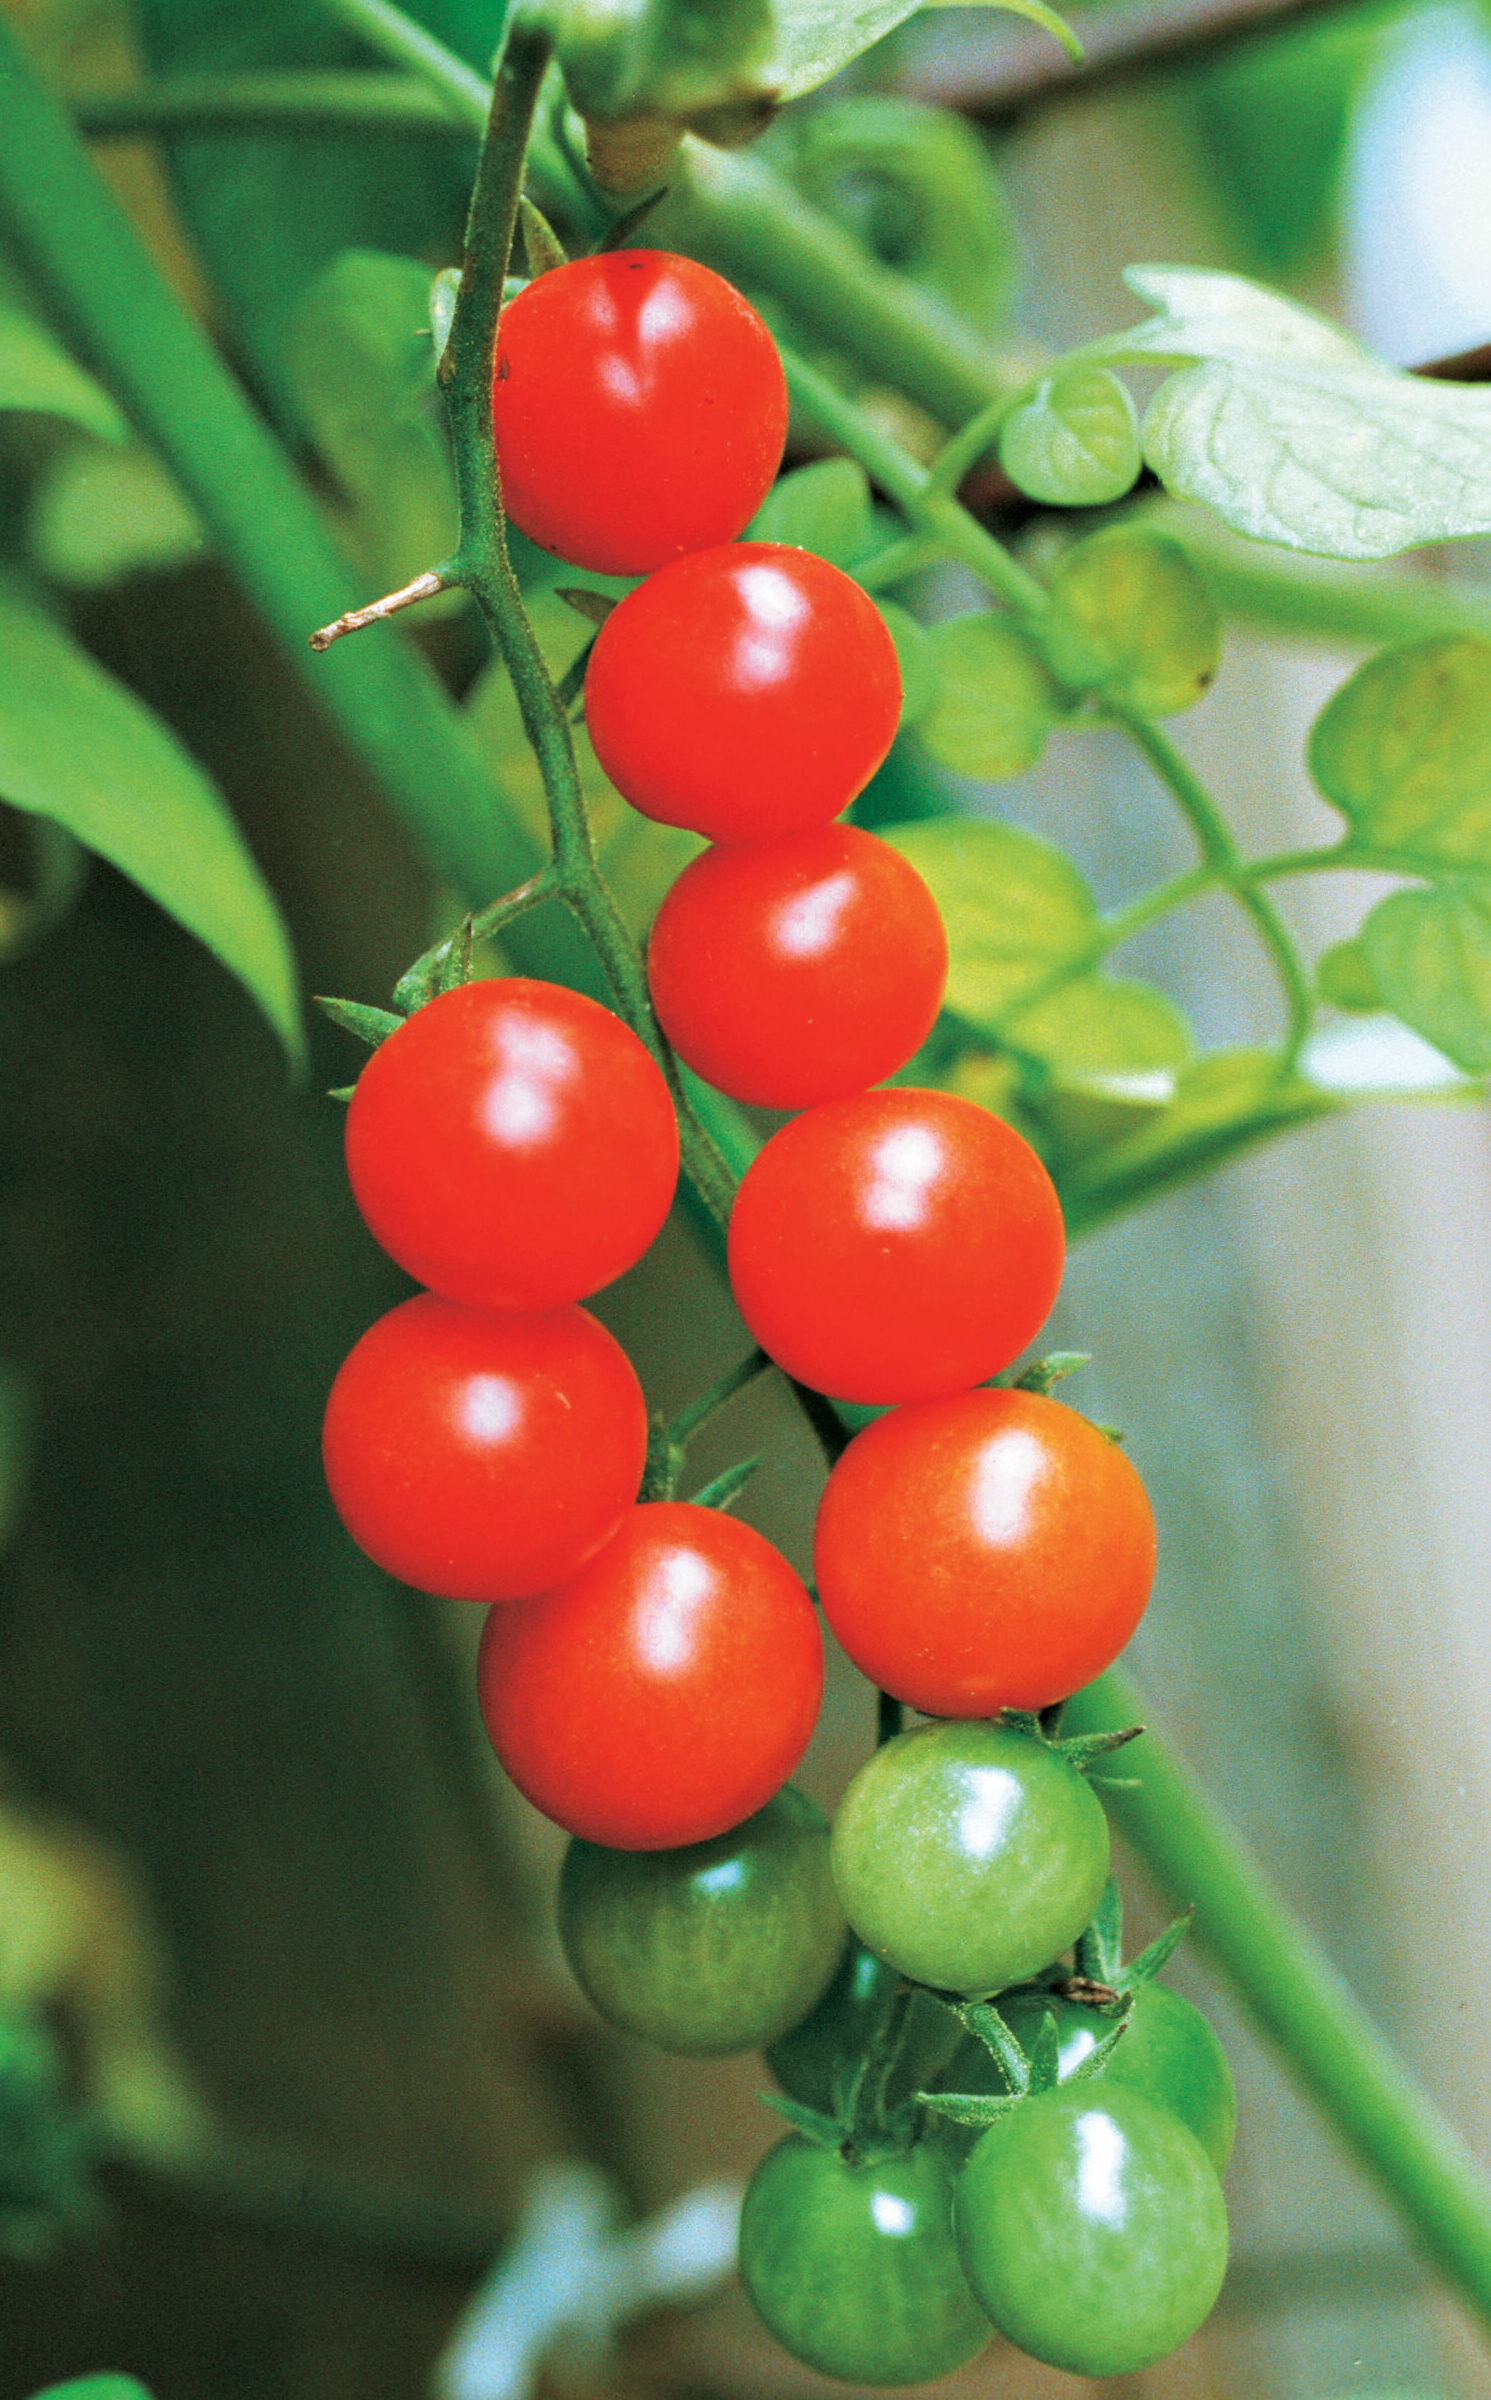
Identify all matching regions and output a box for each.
[585,545,902,840]
[345,979,679,1311]
[727,1091,1065,1405]
[646,826,948,1108]
[322,1296,647,1602]
[491,252,787,575]
[477,1502,824,1848]
[814,1389,1156,1713]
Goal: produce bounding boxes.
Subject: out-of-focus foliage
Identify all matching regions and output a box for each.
[0,2012,100,2259]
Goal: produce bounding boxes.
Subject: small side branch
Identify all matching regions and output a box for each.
[309,568,452,650]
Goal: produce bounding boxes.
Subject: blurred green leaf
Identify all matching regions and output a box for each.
[30,2385,153,2400]
[999,366,1141,508]
[283,249,458,594]
[1101,265,1491,559]
[1059,1048,1335,1226]
[0,305,126,443]
[0,588,303,1063]
[1357,883,1491,1071]
[1044,526,1220,715]
[466,593,700,934]
[0,816,88,962]
[747,458,876,565]
[781,96,1016,330]
[1316,937,1382,1012]
[1310,636,1491,872]
[876,600,937,727]
[1012,973,1193,1077]
[28,439,205,590]
[0,2013,100,2260]
[540,0,772,125]
[916,616,1063,777]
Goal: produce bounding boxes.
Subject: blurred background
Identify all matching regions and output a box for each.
[2,0,1491,2397]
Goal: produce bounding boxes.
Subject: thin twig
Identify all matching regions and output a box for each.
[309,568,452,650]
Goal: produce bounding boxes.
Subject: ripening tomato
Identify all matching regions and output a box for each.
[344,980,678,1311]
[557,1786,845,2055]
[477,1502,823,1848]
[953,2086,1229,2376]
[321,1296,646,1601]
[491,252,787,574]
[740,2135,991,2386]
[829,1719,1110,1995]
[584,545,902,841]
[813,1388,1156,1715]
[727,1090,1064,1404]
[646,825,948,1108]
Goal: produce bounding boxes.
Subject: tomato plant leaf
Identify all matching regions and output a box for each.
[762,0,1076,102]
[0,589,302,1064]
[28,440,204,591]
[1004,974,1195,1079]
[747,459,876,567]
[1309,635,1491,873]
[0,305,127,443]
[28,2383,153,2400]
[1098,266,1491,558]
[1356,883,1491,1073]
[914,618,1064,779]
[314,996,404,1048]
[882,819,1094,1023]
[1043,527,1221,716]
[1316,937,1383,1012]
[875,600,938,728]
[999,367,1141,508]
[282,250,458,597]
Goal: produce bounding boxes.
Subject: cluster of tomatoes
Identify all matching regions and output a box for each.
[323,248,1233,2384]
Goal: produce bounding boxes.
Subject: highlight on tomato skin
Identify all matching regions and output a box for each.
[321,1295,648,1603]
[813,1387,1157,1716]
[344,978,680,1312]
[646,824,949,1109]
[476,1501,824,1850]
[491,250,788,576]
[726,1088,1065,1405]
[584,544,903,841]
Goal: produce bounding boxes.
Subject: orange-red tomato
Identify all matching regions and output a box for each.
[813,1388,1156,1713]
[477,1502,823,1848]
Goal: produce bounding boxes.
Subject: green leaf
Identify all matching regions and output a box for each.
[1357,884,1491,1073]
[29,2383,153,2400]
[1309,636,1491,873]
[544,0,773,125]
[747,459,876,566]
[765,0,1078,97]
[1317,937,1382,1012]
[1009,973,1194,1078]
[1044,527,1220,715]
[1103,265,1491,559]
[0,305,127,442]
[1116,1909,1194,1994]
[28,439,205,591]
[915,616,1063,778]
[1076,1874,1123,1985]
[314,995,405,1047]
[999,367,1141,508]
[781,96,1016,332]
[876,600,938,728]
[1024,2007,1062,2094]
[1059,1048,1335,1227]
[282,250,457,595]
[0,588,302,1063]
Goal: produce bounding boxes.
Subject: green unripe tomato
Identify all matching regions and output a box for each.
[558,1785,845,2056]
[740,2134,992,2385]
[830,1720,1110,1994]
[954,2085,1229,2376]
[998,1985,1236,2172]
[764,1937,961,2115]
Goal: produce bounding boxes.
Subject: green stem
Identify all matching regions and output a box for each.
[1065,1670,1491,2321]
[666,1348,771,1451]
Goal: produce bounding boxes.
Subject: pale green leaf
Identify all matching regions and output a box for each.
[765,0,1076,101]
[0,306,127,443]
[1099,266,1491,559]
[1309,636,1491,872]
[283,251,456,594]
[30,2382,153,2400]
[1044,527,1220,715]
[1059,1048,1335,1224]
[0,590,301,1062]
[1316,937,1382,1012]
[28,439,204,590]
[1010,973,1193,1077]
[916,615,1063,777]
[876,600,938,727]
[1358,883,1491,1072]
[999,366,1140,507]
[882,817,1093,1024]
[747,459,876,566]
[922,0,1081,58]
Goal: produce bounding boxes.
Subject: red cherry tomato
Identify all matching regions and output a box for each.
[813,1388,1156,1714]
[647,826,948,1108]
[344,980,678,1310]
[322,1296,647,1602]
[477,1501,823,1848]
[727,1091,1065,1404]
[492,252,787,575]
[584,545,902,840]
